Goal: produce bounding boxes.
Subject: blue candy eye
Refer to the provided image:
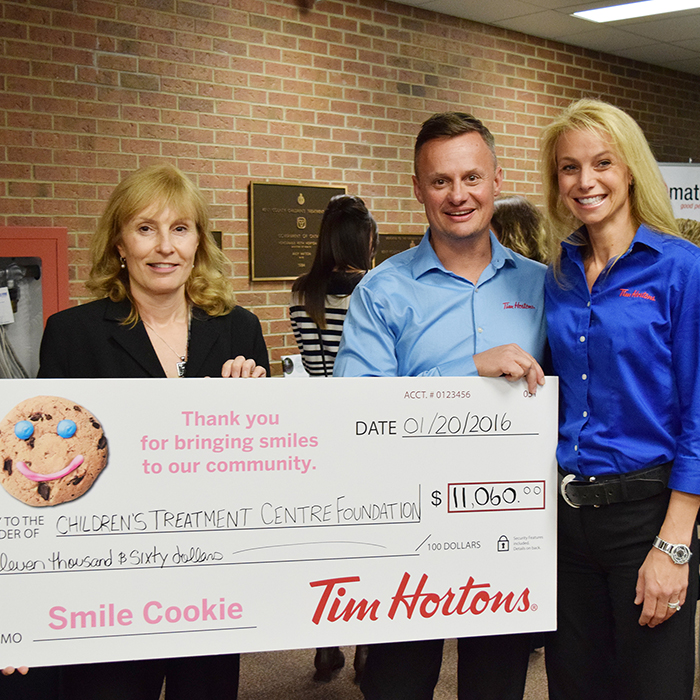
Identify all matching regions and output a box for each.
[14,421,34,440]
[57,420,77,439]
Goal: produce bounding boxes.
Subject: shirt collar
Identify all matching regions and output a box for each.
[411,229,516,280]
[629,223,665,254]
[561,223,664,264]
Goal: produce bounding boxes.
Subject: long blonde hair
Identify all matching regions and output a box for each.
[540,99,678,260]
[87,164,235,324]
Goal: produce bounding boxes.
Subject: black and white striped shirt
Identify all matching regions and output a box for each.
[289,272,363,377]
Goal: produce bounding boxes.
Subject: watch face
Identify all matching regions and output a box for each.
[671,544,692,565]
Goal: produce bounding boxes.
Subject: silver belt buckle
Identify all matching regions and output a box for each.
[560,473,581,509]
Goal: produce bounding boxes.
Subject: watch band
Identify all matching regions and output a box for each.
[653,535,692,565]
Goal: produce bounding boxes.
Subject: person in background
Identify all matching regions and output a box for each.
[335,111,547,700]
[490,193,550,655]
[289,193,377,683]
[491,195,550,264]
[541,99,700,700]
[676,217,700,246]
[290,194,377,377]
[37,163,269,700]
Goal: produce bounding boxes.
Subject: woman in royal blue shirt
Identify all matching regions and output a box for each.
[540,99,700,700]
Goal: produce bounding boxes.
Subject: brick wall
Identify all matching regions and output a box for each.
[3,0,700,373]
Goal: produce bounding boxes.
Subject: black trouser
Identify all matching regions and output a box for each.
[61,653,240,700]
[359,633,531,700]
[546,489,697,700]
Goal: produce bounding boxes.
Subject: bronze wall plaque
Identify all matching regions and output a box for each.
[375,233,424,266]
[249,183,345,281]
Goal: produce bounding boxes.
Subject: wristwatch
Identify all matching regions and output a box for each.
[653,536,692,565]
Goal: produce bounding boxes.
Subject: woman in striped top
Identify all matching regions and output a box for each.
[290,194,377,377]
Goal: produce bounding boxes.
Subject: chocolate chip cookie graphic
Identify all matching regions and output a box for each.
[0,396,108,506]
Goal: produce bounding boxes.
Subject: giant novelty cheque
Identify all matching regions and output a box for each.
[0,376,557,667]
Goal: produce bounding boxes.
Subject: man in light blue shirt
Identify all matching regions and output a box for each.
[335,112,547,700]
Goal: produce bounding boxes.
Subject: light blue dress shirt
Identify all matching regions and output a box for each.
[546,224,700,494]
[334,231,547,377]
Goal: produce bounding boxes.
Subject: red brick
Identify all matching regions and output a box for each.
[96,87,139,104]
[194,50,230,69]
[74,0,116,16]
[2,164,31,180]
[28,25,73,47]
[139,123,178,140]
[162,142,199,158]
[175,158,213,173]
[7,182,52,198]
[54,183,97,200]
[198,145,235,160]
[35,132,79,149]
[55,82,100,101]
[120,73,160,91]
[197,83,233,101]
[0,57,31,76]
[33,199,76,215]
[4,3,49,23]
[162,110,198,127]
[57,149,96,167]
[7,76,52,95]
[8,146,53,163]
[53,116,97,134]
[7,110,52,130]
[121,139,162,155]
[178,96,215,113]
[0,197,33,215]
[139,92,178,109]
[178,127,214,143]
[78,103,120,119]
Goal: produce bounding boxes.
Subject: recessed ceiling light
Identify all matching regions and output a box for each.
[573,0,700,23]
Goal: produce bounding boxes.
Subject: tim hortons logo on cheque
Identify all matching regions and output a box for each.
[309,573,532,624]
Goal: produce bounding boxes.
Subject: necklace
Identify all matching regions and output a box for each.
[143,310,191,378]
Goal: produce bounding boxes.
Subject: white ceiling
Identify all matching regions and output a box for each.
[396,0,700,76]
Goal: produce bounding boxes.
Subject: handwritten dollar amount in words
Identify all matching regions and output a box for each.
[431,481,545,513]
[403,413,516,437]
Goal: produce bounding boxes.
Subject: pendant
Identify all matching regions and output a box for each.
[176,360,187,378]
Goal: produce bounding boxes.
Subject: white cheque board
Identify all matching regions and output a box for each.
[0,376,557,667]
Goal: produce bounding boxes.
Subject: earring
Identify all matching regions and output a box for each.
[120,257,127,269]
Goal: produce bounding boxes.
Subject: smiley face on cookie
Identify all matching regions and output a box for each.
[0,396,109,506]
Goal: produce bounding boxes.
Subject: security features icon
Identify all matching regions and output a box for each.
[497,535,510,552]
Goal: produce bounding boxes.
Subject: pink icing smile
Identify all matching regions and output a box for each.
[16,456,84,482]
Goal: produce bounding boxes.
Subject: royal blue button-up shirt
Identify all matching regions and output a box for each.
[334,231,547,377]
[546,224,700,494]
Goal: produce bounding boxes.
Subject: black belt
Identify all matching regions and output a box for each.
[558,463,671,508]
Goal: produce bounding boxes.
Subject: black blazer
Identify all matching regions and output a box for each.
[38,298,270,379]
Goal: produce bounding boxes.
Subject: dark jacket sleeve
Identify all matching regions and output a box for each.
[249,313,271,377]
[221,306,270,377]
[37,313,70,378]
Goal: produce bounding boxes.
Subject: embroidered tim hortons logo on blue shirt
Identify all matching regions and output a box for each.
[502,302,536,310]
[618,289,656,301]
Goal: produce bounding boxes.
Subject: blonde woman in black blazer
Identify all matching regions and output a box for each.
[35,164,268,700]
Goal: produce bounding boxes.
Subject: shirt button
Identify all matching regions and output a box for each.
[579,336,586,342]
[477,327,483,333]
[583,411,588,417]
[587,301,591,307]
[574,445,578,451]
[582,374,587,380]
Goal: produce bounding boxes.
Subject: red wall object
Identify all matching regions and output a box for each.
[0,227,70,324]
